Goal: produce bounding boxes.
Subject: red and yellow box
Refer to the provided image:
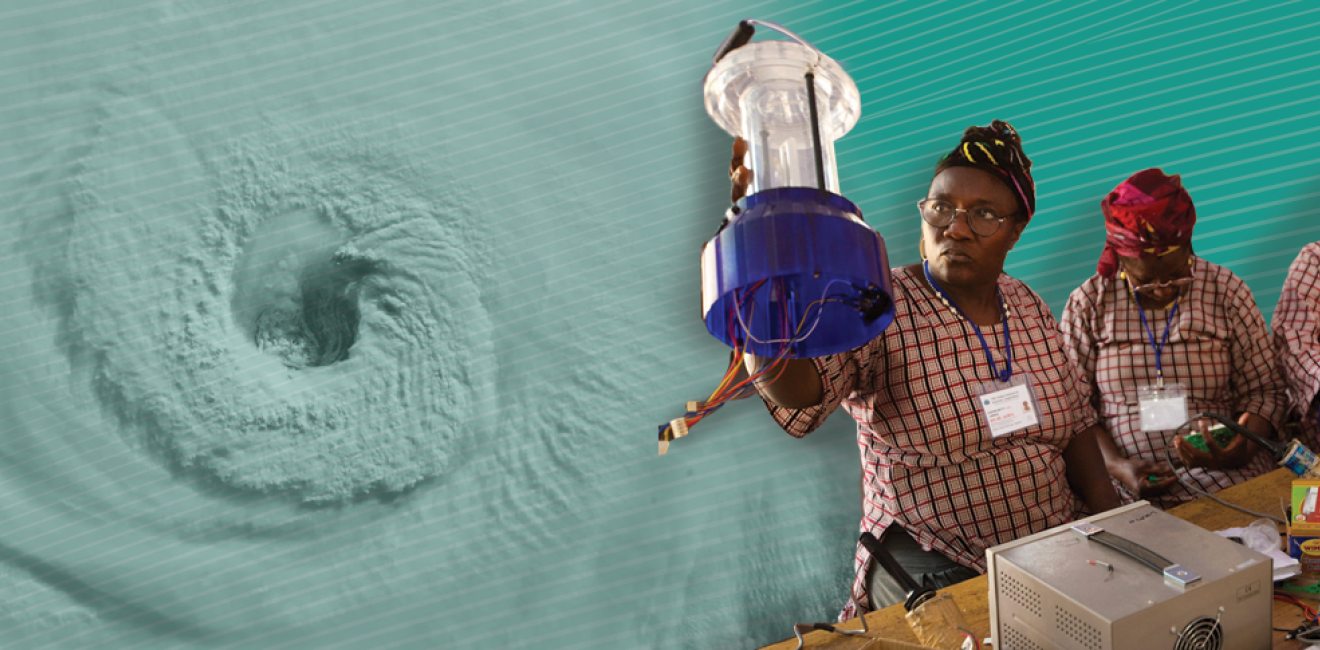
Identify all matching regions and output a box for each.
[1289,479,1320,572]
[1293,479,1320,526]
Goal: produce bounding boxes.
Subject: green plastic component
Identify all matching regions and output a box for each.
[1184,425,1237,452]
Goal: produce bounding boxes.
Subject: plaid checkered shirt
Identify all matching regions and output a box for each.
[1273,242,1320,447]
[761,265,1097,620]
[1059,256,1287,510]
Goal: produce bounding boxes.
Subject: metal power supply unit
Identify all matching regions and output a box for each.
[986,501,1271,650]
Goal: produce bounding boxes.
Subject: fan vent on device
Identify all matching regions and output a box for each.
[1173,616,1223,650]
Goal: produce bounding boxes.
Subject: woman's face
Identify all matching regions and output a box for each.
[1120,246,1193,307]
[921,166,1026,288]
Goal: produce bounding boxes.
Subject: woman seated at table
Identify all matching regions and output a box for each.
[734,120,1119,619]
[1059,168,1287,509]
[1273,242,1320,448]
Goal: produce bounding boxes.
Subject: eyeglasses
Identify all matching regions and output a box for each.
[1126,275,1192,295]
[918,199,1014,237]
[1121,259,1194,296]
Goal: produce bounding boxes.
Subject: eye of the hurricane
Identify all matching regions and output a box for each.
[230,209,370,369]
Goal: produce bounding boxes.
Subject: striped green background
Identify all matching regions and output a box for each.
[0,1,1315,649]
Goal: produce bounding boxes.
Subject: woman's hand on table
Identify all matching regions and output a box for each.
[1109,457,1178,498]
[1174,414,1265,471]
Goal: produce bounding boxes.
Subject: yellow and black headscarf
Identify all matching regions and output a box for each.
[933,119,1036,222]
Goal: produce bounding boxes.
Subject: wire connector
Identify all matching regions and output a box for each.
[658,418,691,456]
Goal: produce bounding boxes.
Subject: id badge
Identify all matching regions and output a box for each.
[974,374,1041,438]
[1137,383,1188,432]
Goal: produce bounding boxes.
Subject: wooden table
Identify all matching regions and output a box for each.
[761,468,1312,649]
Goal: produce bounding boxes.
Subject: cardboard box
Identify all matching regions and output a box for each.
[1292,479,1320,527]
[1289,526,1320,573]
[1290,479,1320,573]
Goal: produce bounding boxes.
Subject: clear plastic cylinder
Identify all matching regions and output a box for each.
[703,40,860,195]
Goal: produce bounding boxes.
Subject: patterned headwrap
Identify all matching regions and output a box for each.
[934,119,1036,222]
[1096,168,1196,278]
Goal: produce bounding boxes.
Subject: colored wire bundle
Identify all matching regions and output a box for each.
[1275,592,1320,638]
[658,278,841,455]
[1276,593,1318,620]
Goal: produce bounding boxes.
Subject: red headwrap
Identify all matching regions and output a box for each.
[1096,168,1196,277]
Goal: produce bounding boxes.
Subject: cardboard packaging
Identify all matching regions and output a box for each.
[1289,479,1320,573]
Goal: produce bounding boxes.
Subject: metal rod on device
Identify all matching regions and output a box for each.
[805,71,827,191]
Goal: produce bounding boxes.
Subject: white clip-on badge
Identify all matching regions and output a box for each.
[976,374,1041,438]
[1137,379,1188,432]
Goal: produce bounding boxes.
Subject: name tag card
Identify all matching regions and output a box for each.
[976,374,1041,438]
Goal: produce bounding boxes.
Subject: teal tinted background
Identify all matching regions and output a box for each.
[0,1,1316,649]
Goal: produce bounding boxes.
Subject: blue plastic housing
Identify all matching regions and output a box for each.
[700,188,894,358]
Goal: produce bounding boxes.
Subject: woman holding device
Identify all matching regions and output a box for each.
[1059,168,1287,509]
[734,121,1119,619]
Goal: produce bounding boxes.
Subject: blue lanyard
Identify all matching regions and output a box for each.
[1125,282,1179,386]
[923,261,1012,382]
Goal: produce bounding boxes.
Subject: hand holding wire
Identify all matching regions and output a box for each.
[1175,415,1261,471]
[1110,456,1177,498]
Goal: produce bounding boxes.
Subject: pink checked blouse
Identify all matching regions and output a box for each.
[763,265,1097,620]
[1273,242,1320,447]
[1059,256,1287,510]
